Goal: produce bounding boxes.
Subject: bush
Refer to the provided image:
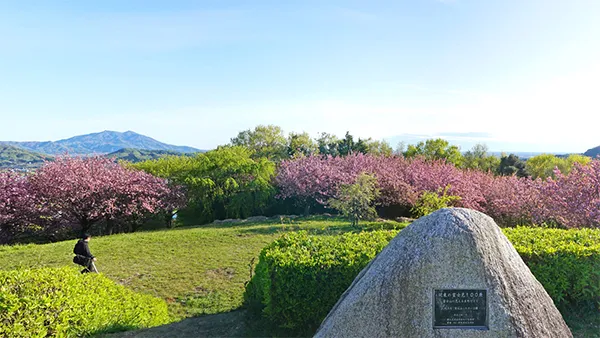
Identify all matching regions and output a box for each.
[0,267,170,337]
[327,173,380,226]
[504,227,600,310]
[410,185,461,218]
[246,227,600,334]
[244,230,399,334]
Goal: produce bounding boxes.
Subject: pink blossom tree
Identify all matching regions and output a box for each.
[0,171,39,242]
[29,156,183,234]
[535,161,600,228]
[275,153,600,228]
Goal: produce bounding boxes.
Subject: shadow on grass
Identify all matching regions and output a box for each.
[90,323,142,336]
[98,306,599,338]
[230,219,409,236]
[175,215,348,230]
[97,310,271,338]
[563,304,600,338]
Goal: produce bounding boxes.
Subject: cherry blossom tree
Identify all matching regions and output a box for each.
[0,171,39,243]
[29,156,184,234]
[535,161,600,228]
[275,154,550,226]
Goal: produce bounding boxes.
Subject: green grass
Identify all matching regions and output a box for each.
[0,216,401,320]
[0,216,597,337]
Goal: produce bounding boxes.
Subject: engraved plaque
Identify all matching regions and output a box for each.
[433,289,488,329]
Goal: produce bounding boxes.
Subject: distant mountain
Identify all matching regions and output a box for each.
[2,130,201,155]
[584,146,600,159]
[107,148,196,163]
[0,144,53,170]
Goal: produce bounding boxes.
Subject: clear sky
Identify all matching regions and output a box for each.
[1,0,599,153]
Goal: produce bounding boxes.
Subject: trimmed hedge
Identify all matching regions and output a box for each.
[0,267,170,337]
[245,227,600,333]
[244,231,400,333]
[504,227,600,309]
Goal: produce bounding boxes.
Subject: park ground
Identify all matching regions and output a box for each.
[0,216,597,337]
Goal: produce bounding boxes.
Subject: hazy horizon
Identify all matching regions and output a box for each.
[4,129,593,155]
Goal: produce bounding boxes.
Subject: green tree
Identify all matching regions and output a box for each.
[394,141,406,156]
[126,154,197,183]
[526,153,591,179]
[327,173,380,226]
[316,132,340,156]
[132,146,276,225]
[315,131,392,157]
[403,138,463,166]
[287,132,318,158]
[462,143,500,173]
[337,132,355,156]
[230,125,288,161]
[566,154,592,170]
[125,155,196,227]
[363,139,393,157]
[498,154,528,177]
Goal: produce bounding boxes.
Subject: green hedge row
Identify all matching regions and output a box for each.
[245,227,600,333]
[504,227,600,308]
[244,231,400,333]
[0,267,170,337]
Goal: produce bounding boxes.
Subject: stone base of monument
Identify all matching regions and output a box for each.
[314,208,572,338]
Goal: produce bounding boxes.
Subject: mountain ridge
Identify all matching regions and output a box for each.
[583,146,600,159]
[106,148,196,163]
[0,144,53,170]
[1,130,201,155]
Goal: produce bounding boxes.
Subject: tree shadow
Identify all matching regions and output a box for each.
[96,310,271,338]
[89,323,142,336]
[234,224,358,236]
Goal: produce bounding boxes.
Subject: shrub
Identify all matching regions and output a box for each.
[0,267,170,337]
[327,173,380,226]
[410,185,461,218]
[244,230,399,334]
[503,227,600,310]
[246,227,600,334]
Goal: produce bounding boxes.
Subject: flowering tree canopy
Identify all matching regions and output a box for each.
[276,154,600,228]
[29,156,183,233]
[0,171,39,242]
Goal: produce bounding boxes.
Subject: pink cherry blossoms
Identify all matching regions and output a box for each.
[0,156,185,242]
[276,154,600,228]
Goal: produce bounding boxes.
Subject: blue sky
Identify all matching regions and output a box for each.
[1,0,599,153]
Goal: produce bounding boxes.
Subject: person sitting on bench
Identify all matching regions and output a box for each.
[73,233,97,273]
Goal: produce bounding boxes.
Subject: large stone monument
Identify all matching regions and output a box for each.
[315,208,572,338]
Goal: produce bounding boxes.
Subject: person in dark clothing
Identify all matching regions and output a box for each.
[73,233,97,273]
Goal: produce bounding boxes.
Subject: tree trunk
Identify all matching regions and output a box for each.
[106,218,114,236]
[304,204,311,216]
[81,219,90,234]
[165,210,174,228]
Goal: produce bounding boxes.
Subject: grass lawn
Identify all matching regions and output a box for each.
[0,216,398,321]
[0,216,597,337]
